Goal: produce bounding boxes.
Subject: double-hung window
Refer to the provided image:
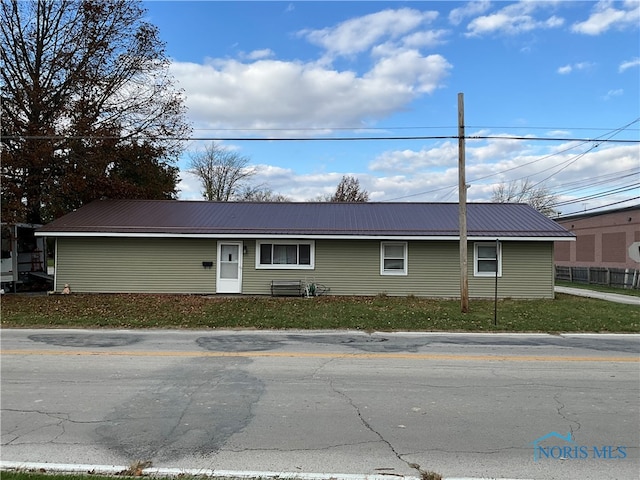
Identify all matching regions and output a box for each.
[474,242,502,277]
[380,242,408,275]
[256,241,314,269]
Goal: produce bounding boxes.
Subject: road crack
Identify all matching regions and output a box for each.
[554,392,581,436]
[302,356,338,380]
[328,381,440,478]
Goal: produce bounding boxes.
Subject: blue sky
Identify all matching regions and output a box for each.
[143,1,639,214]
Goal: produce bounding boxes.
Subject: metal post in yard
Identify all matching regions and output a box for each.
[494,239,499,326]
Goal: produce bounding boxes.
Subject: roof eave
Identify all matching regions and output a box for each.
[35,231,575,241]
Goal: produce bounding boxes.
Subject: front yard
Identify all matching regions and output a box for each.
[1,292,638,333]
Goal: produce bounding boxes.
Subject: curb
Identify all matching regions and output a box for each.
[0,461,531,480]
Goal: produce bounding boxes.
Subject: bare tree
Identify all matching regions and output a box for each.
[188,143,256,201]
[330,175,369,202]
[492,179,558,217]
[238,185,290,202]
[1,0,190,224]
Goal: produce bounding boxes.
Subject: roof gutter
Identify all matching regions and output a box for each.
[35,231,575,241]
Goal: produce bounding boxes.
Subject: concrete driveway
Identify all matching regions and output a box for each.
[555,285,640,305]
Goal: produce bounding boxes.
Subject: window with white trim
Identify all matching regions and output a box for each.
[256,241,314,269]
[380,242,407,275]
[474,242,502,277]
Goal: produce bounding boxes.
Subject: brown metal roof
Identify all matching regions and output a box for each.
[36,199,575,239]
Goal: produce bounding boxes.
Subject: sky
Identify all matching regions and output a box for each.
[143,0,640,215]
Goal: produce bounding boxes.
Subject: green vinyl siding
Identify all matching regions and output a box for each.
[242,239,554,299]
[243,239,432,296]
[469,241,554,299]
[55,237,217,294]
[54,237,554,298]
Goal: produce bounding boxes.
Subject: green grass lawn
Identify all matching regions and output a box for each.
[2,292,638,333]
[1,474,94,480]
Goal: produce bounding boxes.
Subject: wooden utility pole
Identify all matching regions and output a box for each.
[458,93,469,313]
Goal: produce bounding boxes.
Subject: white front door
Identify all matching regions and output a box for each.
[217,242,242,293]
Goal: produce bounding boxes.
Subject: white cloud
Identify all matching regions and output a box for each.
[603,88,624,100]
[468,136,530,163]
[557,61,596,74]
[464,1,564,37]
[178,140,640,211]
[366,51,451,94]
[168,8,451,133]
[363,139,640,206]
[546,130,571,137]
[619,57,640,72]
[557,65,572,75]
[448,0,492,26]
[402,29,450,49]
[369,141,458,174]
[163,5,638,212]
[170,52,450,131]
[242,49,275,61]
[177,170,203,201]
[298,8,439,59]
[572,0,640,35]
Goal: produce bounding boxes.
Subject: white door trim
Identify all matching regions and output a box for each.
[216,241,243,294]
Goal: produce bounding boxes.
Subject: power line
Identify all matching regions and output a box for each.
[558,197,640,217]
[552,170,639,196]
[552,183,640,207]
[382,119,639,202]
[5,118,638,206]
[189,125,640,132]
[2,134,638,143]
[528,117,640,190]
[382,160,638,203]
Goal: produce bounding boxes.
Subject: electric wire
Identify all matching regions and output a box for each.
[551,167,638,190]
[552,171,639,196]
[559,197,640,216]
[188,125,640,132]
[479,118,640,191]
[552,183,640,207]
[5,118,638,209]
[2,134,638,142]
[527,118,640,190]
[382,118,639,202]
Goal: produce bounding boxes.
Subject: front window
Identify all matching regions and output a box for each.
[257,241,314,269]
[474,242,502,277]
[381,242,407,275]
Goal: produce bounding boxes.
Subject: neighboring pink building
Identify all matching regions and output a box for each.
[554,205,640,288]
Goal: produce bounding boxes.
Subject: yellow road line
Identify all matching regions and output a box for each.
[1,349,638,362]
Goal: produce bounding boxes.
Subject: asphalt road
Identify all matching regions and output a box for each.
[1,329,639,480]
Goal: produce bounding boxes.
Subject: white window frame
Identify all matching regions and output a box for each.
[256,240,315,270]
[474,242,502,277]
[380,241,408,276]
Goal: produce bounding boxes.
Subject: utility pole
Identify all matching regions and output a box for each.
[458,93,469,313]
